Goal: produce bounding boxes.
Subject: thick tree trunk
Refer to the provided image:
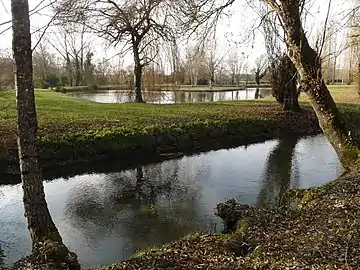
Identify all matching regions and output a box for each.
[133,48,144,103]
[270,54,300,111]
[357,63,360,95]
[273,0,360,171]
[255,88,260,99]
[11,0,79,267]
[134,64,144,102]
[255,71,261,86]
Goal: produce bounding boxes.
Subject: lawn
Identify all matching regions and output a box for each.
[0,86,359,172]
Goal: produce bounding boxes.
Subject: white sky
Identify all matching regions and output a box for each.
[0,0,353,70]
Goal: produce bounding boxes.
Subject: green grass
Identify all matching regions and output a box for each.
[0,86,359,170]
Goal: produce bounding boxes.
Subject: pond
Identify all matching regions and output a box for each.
[69,88,272,104]
[0,134,343,268]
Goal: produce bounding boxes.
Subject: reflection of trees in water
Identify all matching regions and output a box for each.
[174,91,186,103]
[257,136,300,207]
[114,90,171,103]
[255,88,261,99]
[115,90,135,103]
[0,244,5,270]
[64,159,210,250]
[255,88,272,100]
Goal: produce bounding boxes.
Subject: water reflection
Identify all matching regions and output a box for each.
[0,135,343,268]
[257,136,299,207]
[70,89,272,104]
[0,245,5,270]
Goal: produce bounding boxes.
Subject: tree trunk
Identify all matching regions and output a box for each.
[272,0,360,171]
[134,64,144,102]
[255,88,260,99]
[357,62,360,95]
[255,71,260,85]
[11,0,79,267]
[66,54,73,86]
[270,53,300,111]
[132,42,144,102]
[74,56,81,86]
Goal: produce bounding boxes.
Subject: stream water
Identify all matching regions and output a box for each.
[0,134,343,268]
[69,88,272,104]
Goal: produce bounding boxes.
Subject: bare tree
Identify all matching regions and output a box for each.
[252,54,268,86]
[265,0,360,170]
[57,0,176,102]
[205,41,226,88]
[32,42,61,88]
[184,43,207,85]
[347,2,360,92]
[0,50,14,90]
[261,4,300,111]
[11,0,79,268]
[227,49,245,86]
[47,24,91,86]
[176,0,360,171]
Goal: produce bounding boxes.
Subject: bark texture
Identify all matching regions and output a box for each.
[11,0,79,268]
[134,47,144,103]
[268,0,360,171]
[270,53,301,111]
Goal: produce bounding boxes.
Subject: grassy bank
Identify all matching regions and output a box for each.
[96,86,360,269]
[99,172,360,269]
[0,87,359,178]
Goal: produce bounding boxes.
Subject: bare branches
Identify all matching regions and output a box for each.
[1,0,58,36]
[317,0,332,57]
[31,10,60,51]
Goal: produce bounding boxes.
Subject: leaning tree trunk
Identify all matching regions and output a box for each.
[270,0,360,171]
[11,0,79,267]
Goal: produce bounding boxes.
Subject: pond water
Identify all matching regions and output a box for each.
[69,88,272,104]
[0,134,343,268]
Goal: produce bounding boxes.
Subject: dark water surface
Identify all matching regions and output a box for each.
[69,88,272,104]
[0,134,343,268]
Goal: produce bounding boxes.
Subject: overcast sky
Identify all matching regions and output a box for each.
[0,0,353,70]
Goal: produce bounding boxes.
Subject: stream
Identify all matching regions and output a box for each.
[0,134,343,268]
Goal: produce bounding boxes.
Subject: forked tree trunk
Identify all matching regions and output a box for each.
[11,0,79,267]
[269,0,360,171]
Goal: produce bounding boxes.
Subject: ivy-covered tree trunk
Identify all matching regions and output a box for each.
[11,0,79,267]
[268,0,360,171]
[270,54,300,111]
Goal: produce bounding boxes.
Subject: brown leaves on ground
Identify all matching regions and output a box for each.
[102,173,360,270]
